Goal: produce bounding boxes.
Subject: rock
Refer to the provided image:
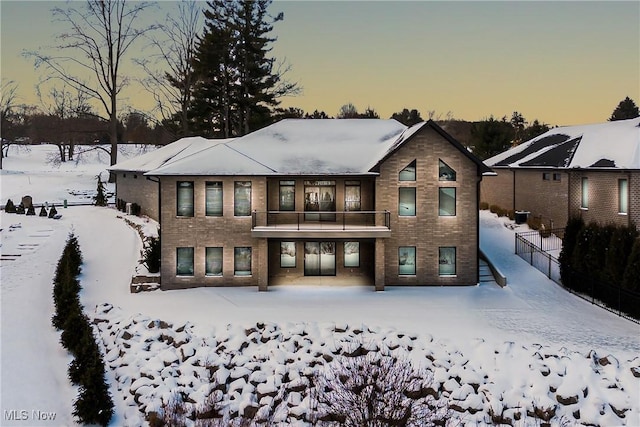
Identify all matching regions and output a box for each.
[631,366,640,378]
[609,404,627,418]
[556,394,579,405]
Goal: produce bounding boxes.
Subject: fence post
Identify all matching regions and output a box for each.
[548,254,551,279]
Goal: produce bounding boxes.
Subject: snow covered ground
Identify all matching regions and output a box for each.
[1,144,639,426]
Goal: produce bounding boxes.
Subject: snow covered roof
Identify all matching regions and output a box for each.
[148,119,408,176]
[486,117,640,170]
[141,119,490,177]
[110,137,232,173]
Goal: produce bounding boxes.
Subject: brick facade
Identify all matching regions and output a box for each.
[116,172,160,220]
[376,125,480,286]
[480,168,514,211]
[568,170,637,227]
[157,123,485,290]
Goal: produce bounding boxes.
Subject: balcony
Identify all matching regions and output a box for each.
[251,211,391,238]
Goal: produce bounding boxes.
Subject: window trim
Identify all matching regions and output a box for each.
[176,247,194,276]
[234,181,252,216]
[619,178,628,215]
[205,247,223,277]
[176,181,195,217]
[205,181,224,217]
[438,247,456,277]
[438,187,456,217]
[398,246,416,276]
[580,177,589,209]
[398,187,416,216]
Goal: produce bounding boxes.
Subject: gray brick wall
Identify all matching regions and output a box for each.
[568,171,634,227]
[480,168,513,211]
[514,170,569,229]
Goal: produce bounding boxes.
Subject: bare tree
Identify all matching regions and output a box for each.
[0,79,19,169]
[136,0,202,137]
[26,0,157,180]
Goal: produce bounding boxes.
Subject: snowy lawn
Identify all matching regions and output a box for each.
[1,144,639,426]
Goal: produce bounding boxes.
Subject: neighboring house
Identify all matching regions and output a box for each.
[118,119,491,291]
[111,137,232,220]
[481,117,640,229]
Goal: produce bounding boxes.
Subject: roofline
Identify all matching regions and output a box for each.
[370,120,493,175]
[487,165,640,172]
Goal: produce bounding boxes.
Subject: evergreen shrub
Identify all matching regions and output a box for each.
[5,199,16,213]
[39,206,48,217]
[48,204,58,218]
[622,239,640,292]
[26,204,36,215]
[143,233,161,273]
[559,216,584,287]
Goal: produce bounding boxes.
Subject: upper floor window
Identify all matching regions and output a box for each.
[553,173,561,181]
[205,182,223,216]
[399,160,416,181]
[619,179,628,214]
[399,187,416,216]
[439,160,456,181]
[542,173,551,181]
[234,181,252,216]
[177,181,194,217]
[279,180,295,211]
[345,181,361,211]
[581,178,589,209]
[439,188,456,216]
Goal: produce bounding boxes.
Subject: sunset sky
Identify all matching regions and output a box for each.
[1,1,638,127]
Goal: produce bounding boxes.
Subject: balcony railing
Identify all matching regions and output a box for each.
[251,210,391,231]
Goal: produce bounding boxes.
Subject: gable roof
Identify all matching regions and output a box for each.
[110,137,232,173]
[133,118,490,177]
[486,117,640,170]
[371,120,493,174]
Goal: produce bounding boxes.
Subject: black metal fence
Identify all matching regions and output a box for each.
[515,228,640,324]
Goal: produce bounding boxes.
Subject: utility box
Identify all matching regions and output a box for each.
[515,211,530,224]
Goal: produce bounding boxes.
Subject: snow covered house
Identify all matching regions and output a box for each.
[110,137,232,220]
[125,119,491,291]
[481,117,640,229]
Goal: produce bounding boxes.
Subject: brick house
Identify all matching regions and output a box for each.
[127,119,490,291]
[481,117,640,229]
[110,137,232,220]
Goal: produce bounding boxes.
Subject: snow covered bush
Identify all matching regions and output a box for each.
[48,204,58,218]
[310,351,449,426]
[559,216,584,288]
[142,233,161,273]
[622,238,640,292]
[39,205,48,216]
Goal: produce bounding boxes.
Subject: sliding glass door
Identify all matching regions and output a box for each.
[304,242,336,276]
[304,181,335,221]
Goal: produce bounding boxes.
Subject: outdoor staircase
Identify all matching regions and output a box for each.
[479,259,500,286]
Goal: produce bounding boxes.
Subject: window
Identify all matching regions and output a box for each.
[344,242,360,267]
[619,179,628,214]
[234,181,251,216]
[399,188,416,216]
[439,247,456,276]
[280,242,296,268]
[133,174,138,179]
[553,173,561,181]
[399,160,416,181]
[177,181,194,217]
[176,247,194,276]
[205,247,223,276]
[542,173,551,181]
[234,247,252,276]
[439,160,456,181]
[205,182,223,216]
[345,181,361,211]
[439,188,456,216]
[581,178,589,209]
[279,181,295,211]
[398,247,416,275]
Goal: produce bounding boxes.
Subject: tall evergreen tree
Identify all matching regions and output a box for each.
[469,116,514,160]
[190,0,298,137]
[609,96,639,121]
[391,108,423,126]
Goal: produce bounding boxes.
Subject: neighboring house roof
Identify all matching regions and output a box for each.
[133,118,489,177]
[110,137,232,173]
[486,117,640,170]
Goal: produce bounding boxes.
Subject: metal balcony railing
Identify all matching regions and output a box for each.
[251,210,391,231]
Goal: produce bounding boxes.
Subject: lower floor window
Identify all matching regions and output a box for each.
[176,247,194,276]
[398,246,416,275]
[280,242,296,268]
[205,247,223,276]
[439,247,456,276]
[234,247,252,276]
[344,241,360,267]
